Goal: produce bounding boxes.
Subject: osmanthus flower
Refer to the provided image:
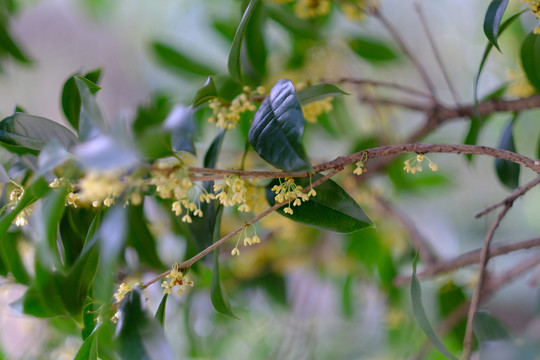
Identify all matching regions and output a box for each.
[208,86,261,130]
[339,0,378,21]
[403,154,438,174]
[353,152,369,176]
[7,187,33,227]
[49,177,80,207]
[214,175,253,212]
[526,0,540,33]
[230,224,262,257]
[77,171,126,207]
[271,177,316,215]
[161,266,194,296]
[294,0,331,18]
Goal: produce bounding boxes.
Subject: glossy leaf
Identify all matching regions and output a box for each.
[495,118,520,189]
[115,288,175,360]
[163,105,196,154]
[265,175,372,233]
[348,36,399,63]
[473,310,510,342]
[483,0,509,51]
[521,31,540,92]
[151,41,215,77]
[154,294,168,326]
[74,327,99,360]
[411,257,458,360]
[228,0,261,83]
[0,113,78,155]
[193,76,218,108]
[210,206,238,318]
[61,69,102,131]
[75,76,108,141]
[249,79,312,171]
[297,84,348,105]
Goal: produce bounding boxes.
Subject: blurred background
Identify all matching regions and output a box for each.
[1,0,540,358]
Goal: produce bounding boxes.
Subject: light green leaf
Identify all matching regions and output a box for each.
[483,0,509,51]
[154,294,168,326]
[297,84,348,105]
[411,257,458,360]
[74,328,99,360]
[248,79,312,171]
[348,36,399,63]
[151,41,215,77]
[193,76,218,108]
[228,0,261,83]
[265,175,372,233]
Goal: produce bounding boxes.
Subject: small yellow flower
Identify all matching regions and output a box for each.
[231,247,240,256]
[161,266,194,296]
[284,207,294,215]
[114,282,138,303]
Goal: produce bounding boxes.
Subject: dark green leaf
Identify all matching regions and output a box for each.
[193,76,218,108]
[244,0,267,83]
[2,233,30,284]
[115,288,175,360]
[495,118,520,189]
[228,0,261,83]
[164,105,196,154]
[154,294,168,326]
[483,0,509,51]
[210,206,238,318]
[75,76,108,141]
[204,129,226,169]
[348,36,399,62]
[61,70,102,131]
[474,11,525,116]
[61,243,99,316]
[0,21,31,63]
[249,79,312,171]
[74,327,99,360]
[265,175,372,233]
[0,113,78,155]
[42,187,70,269]
[473,310,510,342]
[410,257,458,360]
[127,206,164,269]
[151,41,216,77]
[297,84,348,105]
[521,32,540,92]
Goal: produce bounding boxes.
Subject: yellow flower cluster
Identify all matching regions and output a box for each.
[113,282,139,303]
[294,0,331,19]
[49,177,80,208]
[231,225,262,256]
[150,155,212,223]
[271,177,316,215]
[403,154,438,174]
[161,266,194,296]
[77,171,126,208]
[303,97,333,123]
[526,0,540,33]
[208,87,261,130]
[214,175,252,212]
[339,0,377,21]
[8,188,33,227]
[507,69,536,98]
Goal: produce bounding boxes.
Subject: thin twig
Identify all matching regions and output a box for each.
[414,3,460,105]
[142,168,341,288]
[393,237,540,286]
[475,176,540,218]
[375,195,438,265]
[328,77,433,99]
[462,204,512,359]
[373,8,438,100]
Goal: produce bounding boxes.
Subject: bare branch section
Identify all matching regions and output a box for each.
[393,237,540,286]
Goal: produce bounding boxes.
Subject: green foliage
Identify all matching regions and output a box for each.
[348,35,399,63]
[521,31,540,92]
[495,117,520,189]
[483,0,509,51]
[249,79,312,171]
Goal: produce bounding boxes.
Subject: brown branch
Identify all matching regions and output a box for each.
[475,176,540,218]
[375,195,438,265]
[463,204,512,359]
[328,77,433,99]
[393,237,540,286]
